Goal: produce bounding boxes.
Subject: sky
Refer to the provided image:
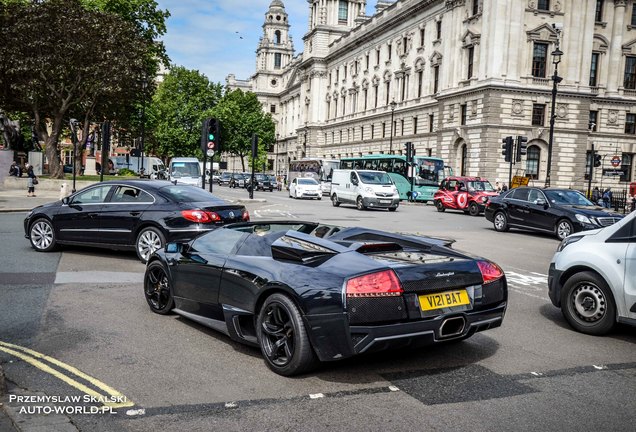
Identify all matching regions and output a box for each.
[155,0,376,84]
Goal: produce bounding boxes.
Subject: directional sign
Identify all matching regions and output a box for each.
[207,141,215,150]
[206,149,215,157]
[610,155,621,167]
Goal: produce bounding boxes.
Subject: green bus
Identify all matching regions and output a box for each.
[339,154,449,202]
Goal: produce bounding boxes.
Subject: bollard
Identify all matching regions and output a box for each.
[59,182,69,199]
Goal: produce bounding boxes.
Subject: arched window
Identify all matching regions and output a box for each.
[526,145,541,179]
[274,30,281,45]
[460,144,467,176]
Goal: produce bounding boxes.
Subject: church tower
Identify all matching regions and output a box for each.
[255,0,295,74]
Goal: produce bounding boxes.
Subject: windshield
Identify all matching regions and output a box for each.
[358,171,393,185]
[545,190,595,206]
[171,162,200,177]
[415,158,445,186]
[466,180,495,192]
[298,178,319,185]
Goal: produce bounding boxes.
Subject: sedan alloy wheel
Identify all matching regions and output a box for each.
[136,227,165,263]
[556,219,573,240]
[30,218,57,252]
[493,212,509,232]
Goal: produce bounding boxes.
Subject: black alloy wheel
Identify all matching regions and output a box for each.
[144,261,174,315]
[29,218,58,252]
[331,194,340,207]
[560,271,616,335]
[435,200,445,212]
[256,293,317,376]
[468,202,480,216]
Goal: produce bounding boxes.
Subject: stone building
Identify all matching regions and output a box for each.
[227,0,636,190]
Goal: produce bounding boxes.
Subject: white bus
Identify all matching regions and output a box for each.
[288,158,340,195]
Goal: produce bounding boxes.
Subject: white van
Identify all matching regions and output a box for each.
[169,157,202,187]
[330,169,400,211]
[109,156,166,178]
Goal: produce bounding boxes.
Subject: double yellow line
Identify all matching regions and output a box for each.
[0,341,134,409]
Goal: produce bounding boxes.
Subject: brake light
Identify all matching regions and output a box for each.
[181,210,221,223]
[242,210,250,221]
[346,269,403,297]
[477,260,504,284]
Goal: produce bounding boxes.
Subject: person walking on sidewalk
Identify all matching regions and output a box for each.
[26,163,37,197]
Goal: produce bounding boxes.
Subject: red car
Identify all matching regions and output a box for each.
[434,177,499,216]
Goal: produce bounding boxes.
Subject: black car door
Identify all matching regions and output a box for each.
[527,189,554,231]
[98,185,154,245]
[171,228,247,320]
[54,184,113,243]
[506,187,532,227]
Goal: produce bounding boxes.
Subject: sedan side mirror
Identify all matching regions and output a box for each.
[62,197,70,205]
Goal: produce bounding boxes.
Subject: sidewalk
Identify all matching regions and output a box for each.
[0,188,61,213]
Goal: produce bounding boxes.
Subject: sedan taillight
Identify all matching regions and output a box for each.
[181,210,221,223]
[477,260,504,284]
[346,269,403,297]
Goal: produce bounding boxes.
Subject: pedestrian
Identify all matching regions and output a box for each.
[9,161,22,177]
[501,183,508,192]
[26,163,37,197]
[592,186,601,205]
[602,188,611,209]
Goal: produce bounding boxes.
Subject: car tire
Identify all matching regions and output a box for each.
[143,261,174,315]
[493,211,509,232]
[29,218,58,252]
[468,202,480,216]
[435,200,445,212]
[356,196,366,211]
[136,227,165,263]
[331,194,340,207]
[317,197,322,200]
[388,206,397,212]
[560,271,616,335]
[256,293,318,376]
[556,219,574,241]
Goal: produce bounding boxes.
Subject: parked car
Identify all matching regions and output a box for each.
[246,173,274,191]
[434,176,499,216]
[484,187,623,240]
[143,221,508,375]
[268,175,280,191]
[548,209,636,335]
[330,169,399,211]
[289,177,322,199]
[24,180,249,262]
[218,172,232,186]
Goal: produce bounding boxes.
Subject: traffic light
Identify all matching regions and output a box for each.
[594,153,602,167]
[201,118,220,154]
[515,135,528,162]
[501,136,513,163]
[404,142,413,163]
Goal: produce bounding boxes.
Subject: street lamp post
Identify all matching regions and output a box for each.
[389,100,397,154]
[139,77,147,176]
[544,41,563,188]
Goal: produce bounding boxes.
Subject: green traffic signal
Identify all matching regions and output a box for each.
[208,133,215,141]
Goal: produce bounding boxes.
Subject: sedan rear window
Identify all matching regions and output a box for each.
[159,185,225,203]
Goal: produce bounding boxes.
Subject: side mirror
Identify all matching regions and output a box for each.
[62,197,69,205]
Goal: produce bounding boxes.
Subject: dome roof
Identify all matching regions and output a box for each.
[269,0,285,9]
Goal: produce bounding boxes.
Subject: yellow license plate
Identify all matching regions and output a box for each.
[419,290,470,311]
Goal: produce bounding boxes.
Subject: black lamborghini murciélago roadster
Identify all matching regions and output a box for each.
[143,221,508,376]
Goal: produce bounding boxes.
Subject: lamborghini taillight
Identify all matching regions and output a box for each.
[346,269,403,297]
[477,260,504,284]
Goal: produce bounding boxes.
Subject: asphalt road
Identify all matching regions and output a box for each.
[0,187,634,432]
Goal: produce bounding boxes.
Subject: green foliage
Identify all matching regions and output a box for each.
[117,168,137,176]
[147,66,223,159]
[212,89,275,171]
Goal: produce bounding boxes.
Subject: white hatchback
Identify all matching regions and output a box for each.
[548,209,636,335]
[289,177,322,200]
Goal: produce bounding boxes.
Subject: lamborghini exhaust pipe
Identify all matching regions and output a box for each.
[439,316,466,338]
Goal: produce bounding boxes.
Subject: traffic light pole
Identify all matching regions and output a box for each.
[587,143,594,199]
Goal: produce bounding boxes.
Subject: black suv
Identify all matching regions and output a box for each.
[484,187,623,240]
[246,173,274,192]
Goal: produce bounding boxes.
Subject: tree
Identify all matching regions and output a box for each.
[147,66,223,159]
[213,89,275,171]
[0,0,165,178]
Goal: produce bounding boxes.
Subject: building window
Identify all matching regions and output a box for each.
[460,144,467,176]
[436,21,442,40]
[326,100,330,118]
[420,28,425,46]
[385,82,390,105]
[413,117,418,134]
[429,114,434,132]
[632,3,636,26]
[342,94,346,115]
[590,53,599,87]
[467,47,474,79]
[595,0,604,22]
[433,66,439,93]
[532,43,548,78]
[626,113,636,134]
[417,70,423,97]
[338,0,348,23]
[344,65,347,79]
[472,0,480,16]
[274,53,281,69]
[620,153,633,182]
[376,48,380,65]
[336,68,339,82]
[374,85,379,108]
[400,119,404,136]
[401,76,407,101]
[387,43,392,61]
[625,56,636,89]
[274,30,281,44]
[363,88,368,111]
[270,104,276,114]
[461,104,467,125]
[365,54,369,70]
[589,110,598,131]
[537,0,549,11]
[360,126,364,140]
[526,146,541,179]
[382,122,386,138]
[532,104,546,126]
[371,124,375,138]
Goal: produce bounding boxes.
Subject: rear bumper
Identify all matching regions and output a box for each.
[304,303,506,362]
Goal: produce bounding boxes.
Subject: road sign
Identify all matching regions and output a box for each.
[206,149,215,157]
[207,141,215,150]
[511,176,530,189]
[610,155,621,167]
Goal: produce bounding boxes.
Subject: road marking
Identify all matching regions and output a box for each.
[505,270,550,301]
[593,364,607,370]
[388,385,400,392]
[309,393,324,399]
[55,271,142,285]
[0,341,134,409]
